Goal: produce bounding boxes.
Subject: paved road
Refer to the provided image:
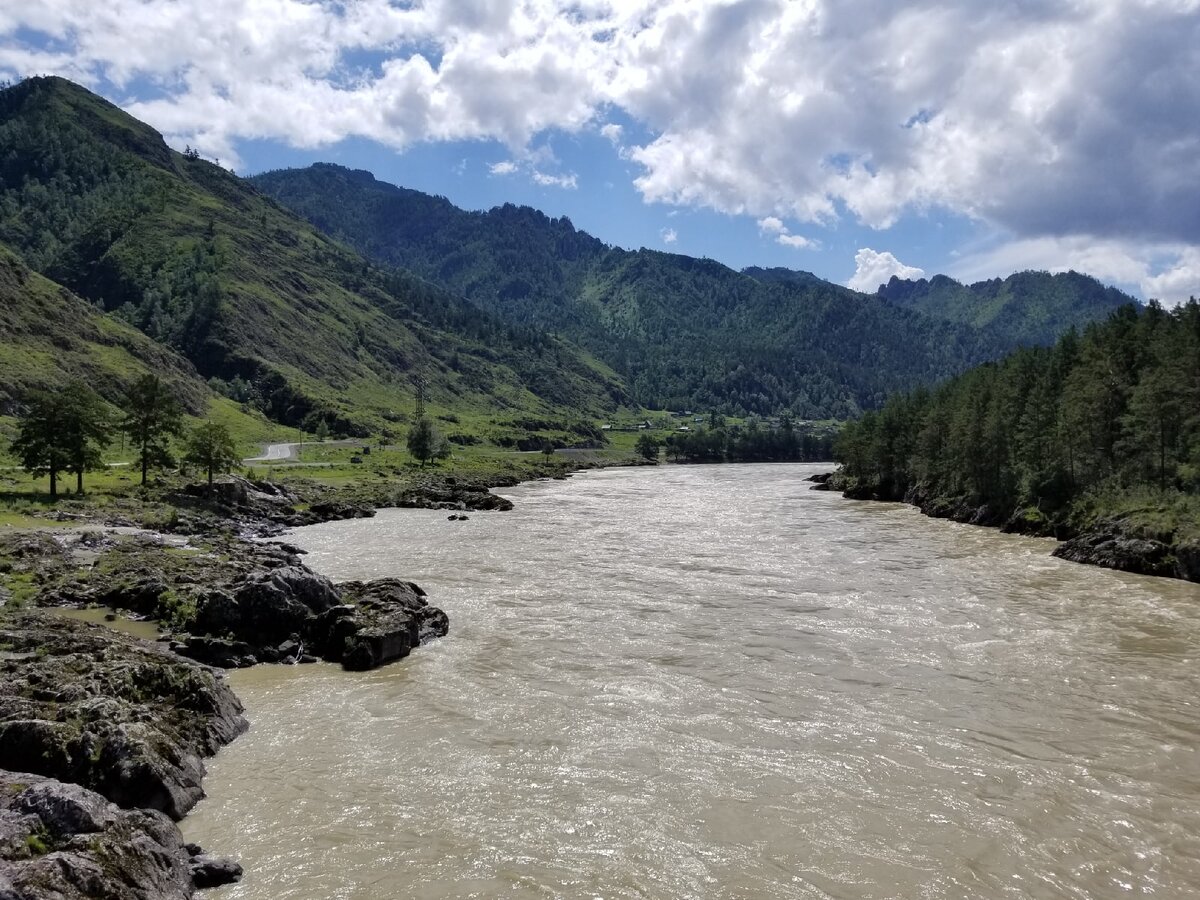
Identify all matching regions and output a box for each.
[243,439,359,464]
[244,442,299,463]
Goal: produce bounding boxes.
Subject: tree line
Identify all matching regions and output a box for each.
[657,415,835,464]
[835,300,1200,527]
[10,374,239,496]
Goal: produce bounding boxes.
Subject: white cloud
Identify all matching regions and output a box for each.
[777,233,815,250]
[4,0,1199,284]
[661,227,678,244]
[848,248,925,293]
[950,236,1200,306]
[757,215,815,250]
[491,158,576,188]
[531,169,578,189]
[1143,249,1200,306]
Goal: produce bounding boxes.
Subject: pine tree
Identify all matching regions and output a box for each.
[121,375,183,485]
[184,422,239,485]
[12,386,110,496]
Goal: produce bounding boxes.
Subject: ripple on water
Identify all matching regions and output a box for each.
[184,463,1200,899]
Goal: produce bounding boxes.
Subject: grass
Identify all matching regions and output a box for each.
[1076,485,1200,543]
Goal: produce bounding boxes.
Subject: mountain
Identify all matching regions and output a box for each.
[0,242,208,414]
[875,271,1136,347]
[252,164,1021,418]
[0,77,626,440]
[1,77,1137,433]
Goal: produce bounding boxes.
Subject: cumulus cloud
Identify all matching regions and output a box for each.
[489,160,518,175]
[848,249,925,293]
[661,227,678,244]
[758,215,815,250]
[3,0,1199,284]
[1143,249,1200,306]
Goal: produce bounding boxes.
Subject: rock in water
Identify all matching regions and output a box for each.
[189,854,243,888]
[316,578,449,671]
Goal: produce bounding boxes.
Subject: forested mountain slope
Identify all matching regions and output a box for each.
[835,300,1200,544]
[254,164,1026,418]
[0,77,626,437]
[874,271,1136,348]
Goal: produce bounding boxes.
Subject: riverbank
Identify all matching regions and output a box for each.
[814,471,1200,584]
[0,611,247,898]
[0,452,639,898]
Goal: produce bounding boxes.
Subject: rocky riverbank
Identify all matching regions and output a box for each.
[0,613,246,898]
[31,472,520,541]
[0,470,496,898]
[814,471,1200,584]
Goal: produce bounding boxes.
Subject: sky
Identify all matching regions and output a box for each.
[2,0,1199,302]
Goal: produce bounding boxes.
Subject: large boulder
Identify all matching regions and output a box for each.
[316,579,448,671]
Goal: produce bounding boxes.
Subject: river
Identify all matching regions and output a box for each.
[183,463,1200,899]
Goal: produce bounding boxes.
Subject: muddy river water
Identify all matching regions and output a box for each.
[184,464,1200,898]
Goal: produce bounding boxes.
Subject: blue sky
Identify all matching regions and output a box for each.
[3,0,1198,301]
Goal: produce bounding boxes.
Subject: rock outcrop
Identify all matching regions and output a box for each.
[0,771,240,900]
[27,532,449,672]
[1053,525,1181,579]
[315,579,449,671]
[0,613,247,820]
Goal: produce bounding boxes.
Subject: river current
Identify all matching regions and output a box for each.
[184,464,1200,899]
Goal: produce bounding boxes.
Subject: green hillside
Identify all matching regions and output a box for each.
[0,243,207,413]
[252,164,1011,418]
[0,77,626,440]
[874,271,1135,347]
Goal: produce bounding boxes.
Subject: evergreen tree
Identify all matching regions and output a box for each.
[121,375,183,485]
[834,300,1200,528]
[406,417,449,467]
[184,421,239,485]
[63,386,111,495]
[12,386,110,497]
